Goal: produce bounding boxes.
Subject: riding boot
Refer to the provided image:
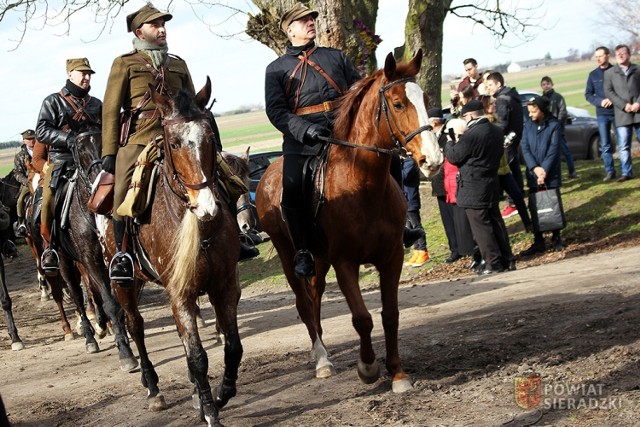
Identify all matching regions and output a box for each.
[40,222,59,275]
[281,204,315,278]
[229,201,259,262]
[109,219,134,284]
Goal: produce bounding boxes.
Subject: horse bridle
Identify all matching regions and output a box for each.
[375,76,433,151]
[161,113,218,203]
[319,76,433,155]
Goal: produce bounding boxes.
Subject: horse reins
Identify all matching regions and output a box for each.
[319,76,433,155]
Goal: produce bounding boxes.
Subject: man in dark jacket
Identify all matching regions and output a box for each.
[520,96,563,256]
[264,2,362,278]
[445,100,514,274]
[13,130,37,237]
[541,76,577,179]
[36,57,102,273]
[603,44,637,182]
[484,72,524,219]
[585,46,616,181]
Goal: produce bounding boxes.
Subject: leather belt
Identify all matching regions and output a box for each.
[295,101,334,116]
[137,110,159,120]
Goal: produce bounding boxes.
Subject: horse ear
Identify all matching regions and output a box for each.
[195,76,212,110]
[384,52,397,80]
[407,49,423,76]
[243,146,250,161]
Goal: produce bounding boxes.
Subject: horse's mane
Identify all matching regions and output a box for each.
[333,61,418,140]
[221,152,250,186]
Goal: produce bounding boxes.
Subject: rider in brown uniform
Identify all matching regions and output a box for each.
[102,4,257,283]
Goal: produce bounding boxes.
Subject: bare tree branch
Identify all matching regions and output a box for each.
[448,0,546,48]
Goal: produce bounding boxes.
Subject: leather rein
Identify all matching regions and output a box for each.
[320,76,433,156]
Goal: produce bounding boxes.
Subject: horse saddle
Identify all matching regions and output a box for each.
[302,144,331,219]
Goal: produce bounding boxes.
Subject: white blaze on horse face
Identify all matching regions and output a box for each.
[405,82,444,178]
[182,122,218,218]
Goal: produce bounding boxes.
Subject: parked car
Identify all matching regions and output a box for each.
[247,150,282,201]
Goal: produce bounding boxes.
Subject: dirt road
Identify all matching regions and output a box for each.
[1,244,639,426]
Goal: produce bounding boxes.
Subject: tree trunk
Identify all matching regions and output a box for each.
[248,0,379,75]
[399,0,452,108]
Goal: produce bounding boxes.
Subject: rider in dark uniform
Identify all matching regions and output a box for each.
[36,58,102,273]
[264,3,362,278]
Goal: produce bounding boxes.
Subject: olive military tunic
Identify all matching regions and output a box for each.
[101,50,195,220]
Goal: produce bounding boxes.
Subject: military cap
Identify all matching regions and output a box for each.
[427,107,444,118]
[127,3,173,33]
[21,129,36,139]
[280,2,318,33]
[66,58,95,74]
[460,99,484,116]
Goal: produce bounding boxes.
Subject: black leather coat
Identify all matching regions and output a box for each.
[265,42,361,156]
[445,118,504,209]
[36,86,102,163]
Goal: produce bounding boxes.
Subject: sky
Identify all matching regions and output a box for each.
[0,0,608,141]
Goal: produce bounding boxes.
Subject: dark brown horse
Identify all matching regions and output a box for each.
[22,127,137,369]
[99,78,243,426]
[256,50,443,393]
[0,171,23,350]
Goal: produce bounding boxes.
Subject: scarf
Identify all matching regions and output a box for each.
[65,79,90,98]
[133,37,169,69]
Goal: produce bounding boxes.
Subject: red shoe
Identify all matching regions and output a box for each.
[501,205,518,219]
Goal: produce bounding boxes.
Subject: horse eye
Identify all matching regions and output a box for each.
[170,139,180,150]
[393,102,404,111]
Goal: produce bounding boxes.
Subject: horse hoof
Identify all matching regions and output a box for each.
[64,332,75,341]
[192,393,201,410]
[357,358,380,384]
[86,342,100,354]
[316,363,336,378]
[95,324,107,339]
[11,341,25,351]
[148,394,167,411]
[392,378,413,393]
[120,357,139,372]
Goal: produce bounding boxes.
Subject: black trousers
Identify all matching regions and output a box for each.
[436,196,459,257]
[282,154,309,209]
[464,204,513,269]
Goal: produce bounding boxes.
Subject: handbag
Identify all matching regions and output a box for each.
[87,171,115,215]
[528,187,566,232]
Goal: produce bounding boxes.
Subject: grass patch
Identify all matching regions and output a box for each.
[239,157,640,292]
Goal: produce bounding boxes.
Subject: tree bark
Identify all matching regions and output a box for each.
[248,0,379,75]
[399,0,453,108]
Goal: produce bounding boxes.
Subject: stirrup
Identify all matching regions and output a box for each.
[109,251,135,282]
[41,248,59,276]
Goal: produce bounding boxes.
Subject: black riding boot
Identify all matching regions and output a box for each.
[109,219,134,284]
[281,205,315,279]
[229,201,259,261]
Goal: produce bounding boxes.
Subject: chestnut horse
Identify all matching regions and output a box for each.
[256,50,443,393]
[98,78,243,426]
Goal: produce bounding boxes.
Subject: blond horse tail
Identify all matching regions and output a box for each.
[167,210,200,298]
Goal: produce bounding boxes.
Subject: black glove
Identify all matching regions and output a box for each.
[304,124,331,143]
[101,155,116,174]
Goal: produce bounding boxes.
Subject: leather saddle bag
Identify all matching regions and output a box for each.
[87,171,115,215]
